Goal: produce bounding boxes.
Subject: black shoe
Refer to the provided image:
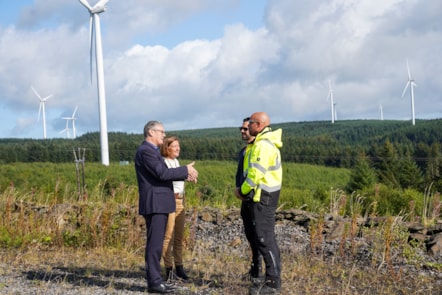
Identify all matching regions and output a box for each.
[249,282,280,295]
[175,265,189,281]
[147,283,175,294]
[257,284,281,294]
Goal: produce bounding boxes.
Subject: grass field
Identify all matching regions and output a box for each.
[0,161,441,294]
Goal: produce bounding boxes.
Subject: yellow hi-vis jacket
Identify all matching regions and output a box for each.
[240,127,283,202]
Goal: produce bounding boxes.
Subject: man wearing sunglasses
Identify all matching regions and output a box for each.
[235,117,262,284]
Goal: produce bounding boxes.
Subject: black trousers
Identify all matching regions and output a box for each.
[241,201,262,271]
[143,213,168,287]
[250,192,281,280]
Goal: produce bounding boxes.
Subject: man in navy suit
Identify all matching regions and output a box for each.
[135,120,198,293]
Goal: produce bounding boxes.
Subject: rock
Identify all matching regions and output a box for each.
[427,233,442,256]
[325,219,346,242]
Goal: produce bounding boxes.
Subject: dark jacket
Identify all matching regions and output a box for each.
[235,146,246,188]
[135,141,188,215]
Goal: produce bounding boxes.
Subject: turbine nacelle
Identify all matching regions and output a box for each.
[79,0,108,14]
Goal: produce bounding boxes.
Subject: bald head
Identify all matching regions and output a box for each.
[248,112,271,136]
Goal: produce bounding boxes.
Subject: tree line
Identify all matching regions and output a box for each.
[1,119,441,191]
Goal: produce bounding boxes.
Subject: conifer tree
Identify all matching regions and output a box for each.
[346,153,377,192]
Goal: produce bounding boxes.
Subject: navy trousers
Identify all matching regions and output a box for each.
[144,213,168,287]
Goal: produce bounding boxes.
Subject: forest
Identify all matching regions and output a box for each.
[1,119,442,192]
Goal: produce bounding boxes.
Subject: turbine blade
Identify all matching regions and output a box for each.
[72,106,78,117]
[401,81,410,98]
[406,59,411,79]
[93,0,109,10]
[31,86,42,100]
[79,0,92,11]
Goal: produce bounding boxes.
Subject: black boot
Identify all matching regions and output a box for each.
[249,277,281,295]
[165,267,174,282]
[175,265,189,281]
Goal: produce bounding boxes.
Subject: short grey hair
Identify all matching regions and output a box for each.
[143,120,162,138]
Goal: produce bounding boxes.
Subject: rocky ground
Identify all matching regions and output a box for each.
[0,207,441,294]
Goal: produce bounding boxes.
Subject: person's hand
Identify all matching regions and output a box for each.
[235,187,246,201]
[186,161,198,183]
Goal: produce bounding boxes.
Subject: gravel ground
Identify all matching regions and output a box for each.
[0,212,441,294]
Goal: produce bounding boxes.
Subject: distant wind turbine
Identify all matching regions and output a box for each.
[32,86,53,139]
[379,103,384,120]
[326,80,335,124]
[401,59,417,125]
[79,0,110,165]
[62,106,78,139]
[60,118,71,139]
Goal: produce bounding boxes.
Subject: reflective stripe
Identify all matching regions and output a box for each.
[260,183,281,192]
[269,250,279,276]
[246,178,256,187]
[249,162,267,174]
[249,156,280,172]
[268,157,281,171]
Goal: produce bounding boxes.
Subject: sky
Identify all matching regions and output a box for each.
[0,0,441,139]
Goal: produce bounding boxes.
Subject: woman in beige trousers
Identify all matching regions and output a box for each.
[160,136,189,281]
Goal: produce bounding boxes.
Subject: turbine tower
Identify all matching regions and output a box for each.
[79,0,110,165]
[379,103,384,120]
[62,106,78,139]
[401,59,417,126]
[326,80,335,124]
[32,86,52,139]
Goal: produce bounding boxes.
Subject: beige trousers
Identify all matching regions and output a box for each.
[162,198,185,268]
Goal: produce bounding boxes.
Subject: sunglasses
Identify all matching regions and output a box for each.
[239,127,248,131]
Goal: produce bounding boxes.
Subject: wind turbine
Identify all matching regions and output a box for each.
[60,118,71,139]
[401,59,417,125]
[79,0,110,165]
[379,103,384,120]
[62,106,78,139]
[326,80,335,124]
[32,86,53,139]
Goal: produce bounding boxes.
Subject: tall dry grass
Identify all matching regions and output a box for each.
[1,184,441,294]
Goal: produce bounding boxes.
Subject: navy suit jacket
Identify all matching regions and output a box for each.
[135,140,189,215]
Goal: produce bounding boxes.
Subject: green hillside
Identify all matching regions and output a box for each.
[1,119,441,167]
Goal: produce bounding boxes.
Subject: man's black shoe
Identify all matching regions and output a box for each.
[147,283,175,294]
